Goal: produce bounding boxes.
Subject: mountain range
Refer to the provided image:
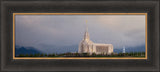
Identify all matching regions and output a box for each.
[114,45,145,53]
[15,45,145,55]
[15,46,42,56]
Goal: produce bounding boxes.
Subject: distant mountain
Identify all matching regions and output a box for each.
[114,45,145,53]
[41,44,145,54]
[15,45,145,55]
[15,46,42,56]
[56,45,78,53]
[39,44,78,54]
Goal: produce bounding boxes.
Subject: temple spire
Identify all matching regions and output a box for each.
[86,20,88,32]
[84,20,90,40]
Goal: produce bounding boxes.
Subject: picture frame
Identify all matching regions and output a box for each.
[0,0,159,72]
[13,13,147,60]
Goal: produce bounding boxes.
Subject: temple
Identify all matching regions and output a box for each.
[78,21,113,55]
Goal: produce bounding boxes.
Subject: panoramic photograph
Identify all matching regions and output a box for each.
[14,13,147,59]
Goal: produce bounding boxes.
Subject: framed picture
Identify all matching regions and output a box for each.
[13,13,147,60]
[1,0,159,72]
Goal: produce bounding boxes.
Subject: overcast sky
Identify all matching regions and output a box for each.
[15,15,146,53]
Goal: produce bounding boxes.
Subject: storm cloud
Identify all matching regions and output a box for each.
[15,15,146,53]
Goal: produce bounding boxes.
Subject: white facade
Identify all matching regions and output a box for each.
[78,28,113,55]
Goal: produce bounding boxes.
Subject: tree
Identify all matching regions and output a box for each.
[34,54,39,57]
[52,54,55,57]
[44,54,48,57]
[125,53,129,56]
[40,54,44,57]
[118,53,123,56]
[92,53,96,56]
[25,54,29,57]
[19,54,24,57]
[75,53,79,56]
[48,54,52,57]
[29,54,33,57]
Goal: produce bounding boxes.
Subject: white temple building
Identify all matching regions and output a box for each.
[78,22,114,55]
